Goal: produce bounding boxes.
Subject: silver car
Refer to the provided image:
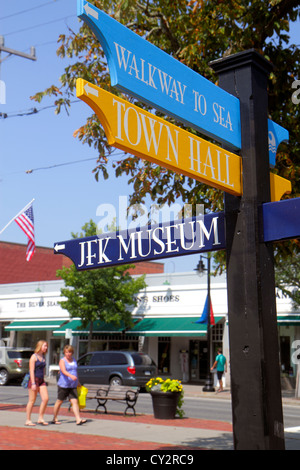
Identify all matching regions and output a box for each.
[0,347,33,386]
[77,350,157,388]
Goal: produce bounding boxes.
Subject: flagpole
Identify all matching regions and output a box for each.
[202,252,215,392]
[0,198,35,236]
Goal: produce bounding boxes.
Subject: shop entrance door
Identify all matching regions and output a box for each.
[190,340,208,383]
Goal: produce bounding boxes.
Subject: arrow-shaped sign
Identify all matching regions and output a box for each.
[83,2,98,19]
[54,243,66,252]
[263,197,300,242]
[54,197,300,270]
[77,0,290,163]
[54,213,226,270]
[77,79,291,201]
[84,82,98,97]
[77,0,241,150]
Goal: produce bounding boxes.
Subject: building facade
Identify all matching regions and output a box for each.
[0,242,299,388]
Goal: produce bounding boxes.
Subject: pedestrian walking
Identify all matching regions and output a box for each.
[211,348,227,392]
[52,345,87,426]
[25,340,49,426]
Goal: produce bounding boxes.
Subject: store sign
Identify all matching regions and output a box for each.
[54,213,226,270]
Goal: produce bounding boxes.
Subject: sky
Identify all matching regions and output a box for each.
[0,0,299,275]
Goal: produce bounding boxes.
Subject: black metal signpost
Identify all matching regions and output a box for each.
[54,1,300,450]
[211,50,285,450]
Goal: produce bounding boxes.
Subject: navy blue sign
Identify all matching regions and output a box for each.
[54,213,226,270]
[262,197,300,242]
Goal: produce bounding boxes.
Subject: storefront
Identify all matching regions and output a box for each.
[1,271,299,386]
[0,280,70,370]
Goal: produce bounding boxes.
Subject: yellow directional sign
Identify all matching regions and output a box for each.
[76,79,291,201]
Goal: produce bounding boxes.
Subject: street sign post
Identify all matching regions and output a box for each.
[54,0,300,450]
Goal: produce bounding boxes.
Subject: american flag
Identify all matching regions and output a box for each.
[15,204,35,261]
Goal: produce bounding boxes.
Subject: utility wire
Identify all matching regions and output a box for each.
[25,157,98,174]
[0,1,61,21]
[0,100,80,119]
[2,15,76,37]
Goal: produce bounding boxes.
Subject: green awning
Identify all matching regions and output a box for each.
[277,315,300,325]
[126,316,223,337]
[53,319,82,336]
[53,319,126,336]
[53,317,223,337]
[5,319,67,331]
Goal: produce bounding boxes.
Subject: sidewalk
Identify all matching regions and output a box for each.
[0,404,233,451]
[0,385,300,450]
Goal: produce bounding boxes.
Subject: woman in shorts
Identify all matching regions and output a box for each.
[25,340,49,426]
[52,345,87,425]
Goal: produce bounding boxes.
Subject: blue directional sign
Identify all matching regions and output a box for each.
[77,0,289,164]
[54,213,226,270]
[268,120,289,168]
[262,197,300,242]
[54,198,300,270]
[77,0,241,149]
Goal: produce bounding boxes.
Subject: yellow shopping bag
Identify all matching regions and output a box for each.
[77,385,88,409]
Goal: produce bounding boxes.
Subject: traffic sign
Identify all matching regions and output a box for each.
[77,79,291,201]
[54,213,226,270]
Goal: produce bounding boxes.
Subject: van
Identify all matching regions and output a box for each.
[77,350,157,387]
[0,347,33,386]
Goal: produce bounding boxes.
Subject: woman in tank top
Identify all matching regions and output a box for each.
[25,340,49,426]
[52,344,87,425]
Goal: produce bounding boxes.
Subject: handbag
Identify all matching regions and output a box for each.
[21,373,30,389]
[77,385,88,409]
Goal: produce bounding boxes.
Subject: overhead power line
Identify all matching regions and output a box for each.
[0,1,61,21]
[0,99,80,119]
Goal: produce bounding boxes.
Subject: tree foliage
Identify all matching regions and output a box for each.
[33,1,300,293]
[57,221,146,338]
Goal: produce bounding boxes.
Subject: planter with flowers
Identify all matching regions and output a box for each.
[145,377,184,419]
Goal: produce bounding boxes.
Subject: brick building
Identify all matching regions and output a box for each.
[0,241,164,285]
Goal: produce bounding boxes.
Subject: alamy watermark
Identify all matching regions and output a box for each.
[291,340,300,365]
[292,79,300,105]
[0,79,6,105]
[96,196,205,240]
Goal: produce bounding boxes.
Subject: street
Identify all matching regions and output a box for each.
[1,384,300,430]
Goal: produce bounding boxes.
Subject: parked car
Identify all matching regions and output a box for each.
[77,350,157,388]
[0,347,34,386]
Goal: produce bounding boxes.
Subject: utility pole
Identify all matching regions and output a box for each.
[0,36,37,105]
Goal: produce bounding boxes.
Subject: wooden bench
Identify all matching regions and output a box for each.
[83,384,140,416]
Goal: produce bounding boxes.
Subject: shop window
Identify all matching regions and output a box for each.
[158,337,171,374]
[212,322,224,342]
[280,336,292,375]
[78,334,138,357]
